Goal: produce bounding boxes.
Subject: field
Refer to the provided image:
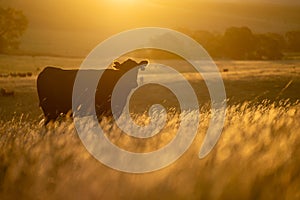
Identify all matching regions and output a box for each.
[0,55,300,199]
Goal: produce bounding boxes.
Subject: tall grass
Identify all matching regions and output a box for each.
[0,100,299,200]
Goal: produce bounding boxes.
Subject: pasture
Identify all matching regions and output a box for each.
[0,55,300,199]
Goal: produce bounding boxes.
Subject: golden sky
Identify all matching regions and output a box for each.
[2,0,300,34]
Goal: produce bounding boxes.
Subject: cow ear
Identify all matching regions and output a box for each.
[138,60,148,71]
[113,61,121,70]
[139,60,148,66]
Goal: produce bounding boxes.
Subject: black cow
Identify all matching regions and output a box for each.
[37,59,148,125]
[0,88,14,97]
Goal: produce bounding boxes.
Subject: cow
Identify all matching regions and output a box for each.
[17,72,27,77]
[0,88,14,97]
[37,59,148,125]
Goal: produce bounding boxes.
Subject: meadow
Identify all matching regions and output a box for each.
[0,55,300,199]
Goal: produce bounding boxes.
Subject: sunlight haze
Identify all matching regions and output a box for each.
[1,0,299,56]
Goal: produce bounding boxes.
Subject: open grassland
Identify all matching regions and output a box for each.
[0,56,300,199]
[0,56,299,120]
[0,101,299,200]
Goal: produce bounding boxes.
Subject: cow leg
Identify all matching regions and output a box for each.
[44,117,51,126]
[44,113,58,126]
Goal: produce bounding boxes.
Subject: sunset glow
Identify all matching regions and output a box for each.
[0,0,300,199]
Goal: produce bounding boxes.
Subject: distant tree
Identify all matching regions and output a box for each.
[151,26,292,60]
[221,27,257,59]
[266,33,286,50]
[0,7,28,53]
[191,30,223,58]
[286,31,300,52]
[255,34,283,60]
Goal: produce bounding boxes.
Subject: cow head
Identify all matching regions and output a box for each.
[113,59,148,72]
[110,59,148,95]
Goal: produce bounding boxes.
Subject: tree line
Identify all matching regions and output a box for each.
[182,27,300,60]
[1,7,300,60]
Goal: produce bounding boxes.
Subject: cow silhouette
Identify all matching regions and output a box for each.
[37,59,148,125]
[0,88,14,97]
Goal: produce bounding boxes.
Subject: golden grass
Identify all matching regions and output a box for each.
[0,100,299,199]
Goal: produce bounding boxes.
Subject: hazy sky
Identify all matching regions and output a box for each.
[1,0,300,33]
